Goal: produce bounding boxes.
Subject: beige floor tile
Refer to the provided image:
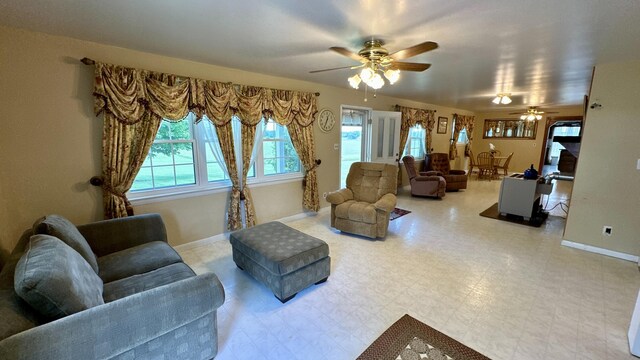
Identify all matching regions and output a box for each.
[178,179,640,359]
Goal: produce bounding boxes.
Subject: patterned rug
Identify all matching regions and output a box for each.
[390,208,411,221]
[358,314,490,360]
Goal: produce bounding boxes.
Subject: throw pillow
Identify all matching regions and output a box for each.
[32,214,99,273]
[14,234,105,319]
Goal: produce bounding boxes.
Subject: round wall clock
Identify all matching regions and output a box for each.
[317,108,336,133]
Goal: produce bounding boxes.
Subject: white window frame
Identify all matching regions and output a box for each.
[128,114,303,205]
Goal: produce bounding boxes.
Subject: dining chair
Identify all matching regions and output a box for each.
[467,149,477,178]
[476,152,494,180]
[494,152,513,176]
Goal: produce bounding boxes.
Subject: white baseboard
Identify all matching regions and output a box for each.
[175,232,228,251]
[561,240,639,262]
[175,207,330,251]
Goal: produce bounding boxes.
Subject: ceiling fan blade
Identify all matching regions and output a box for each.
[330,47,365,62]
[389,41,438,60]
[508,112,523,115]
[390,62,431,72]
[309,65,356,74]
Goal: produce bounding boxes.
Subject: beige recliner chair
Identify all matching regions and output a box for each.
[326,162,398,238]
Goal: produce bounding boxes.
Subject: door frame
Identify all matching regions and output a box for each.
[538,116,583,172]
[339,105,372,185]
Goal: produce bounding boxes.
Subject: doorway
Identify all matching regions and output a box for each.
[340,106,370,187]
[339,106,402,187]
[539,116,583,176]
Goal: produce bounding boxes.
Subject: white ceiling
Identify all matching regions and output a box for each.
[1,0,639,112]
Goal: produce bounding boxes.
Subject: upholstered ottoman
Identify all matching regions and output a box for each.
[230,221,330,303]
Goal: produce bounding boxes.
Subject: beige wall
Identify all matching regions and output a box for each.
[472,108,582,174]
[0,26,473,262]
[564,60,640,256]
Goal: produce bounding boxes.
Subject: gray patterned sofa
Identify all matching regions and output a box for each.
[0,213,225,360]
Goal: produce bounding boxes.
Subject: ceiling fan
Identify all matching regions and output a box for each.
[309,39,438,89]
[509,106,558,120]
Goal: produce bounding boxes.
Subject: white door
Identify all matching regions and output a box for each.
[370,111,402,165]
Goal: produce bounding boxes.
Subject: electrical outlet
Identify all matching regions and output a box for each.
[603,226,613,236]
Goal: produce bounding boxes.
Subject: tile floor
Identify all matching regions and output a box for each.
[177,178,640,360]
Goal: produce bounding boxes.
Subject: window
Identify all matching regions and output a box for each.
[457,128,469,144]
[254,120,301,179]
[483,119,538,139]
[129,113,302,201]
[403,125,426,158]
[131,118,197,191]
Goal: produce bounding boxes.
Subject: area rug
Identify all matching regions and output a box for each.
[357,314,490,360]
[479,202,549,227]
[390,208,411,221]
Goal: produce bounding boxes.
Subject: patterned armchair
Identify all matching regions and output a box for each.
[424,153,468,191]
[402,155,446,198]
[326,162,398,238]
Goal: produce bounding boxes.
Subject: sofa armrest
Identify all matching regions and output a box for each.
[325,188,353,205]
[373,193,397,213]
[0,272,225,360]
[77,213,167,257]
[449,169,466,175]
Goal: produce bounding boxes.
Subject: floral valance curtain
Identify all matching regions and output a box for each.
[449,113,475,159]
[92,61,318,229]
[395,105,436,183]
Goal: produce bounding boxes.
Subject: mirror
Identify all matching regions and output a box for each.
[482,118,538,139]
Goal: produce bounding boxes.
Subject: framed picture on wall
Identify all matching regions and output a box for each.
[437,116,448,134]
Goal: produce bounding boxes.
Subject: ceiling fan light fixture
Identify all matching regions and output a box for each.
[520,114,527,120]
[348,74,361,89]
[384,69,400,84]
[360,67,374,82]
[536,114,542,120]
[493,93,512,105]
[369,73,385,89]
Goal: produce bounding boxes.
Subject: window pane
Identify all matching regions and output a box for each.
[131,167,153,191]
[170,120,191,140]
[153,166,176,188]
[175,164,196,185]
[260,122,301,177]
[207,162,226,182]
[150,144,173,165]
[173,143,194,165]
[156,122,171,140]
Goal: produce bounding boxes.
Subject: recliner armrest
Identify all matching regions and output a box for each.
[414,175,445,182]
[77,213,167,257]
[373,193,397,213]
[420,170,443,177]
[0,273,224,360]
[326,188,354,205]
[449,169,467,175]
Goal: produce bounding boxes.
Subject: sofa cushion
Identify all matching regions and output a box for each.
[97,241,183,283]
[0,230,45,342]
[14,235,104,319]
[33,214,99,274]
[102,262,195,303]
[334,200,377,224]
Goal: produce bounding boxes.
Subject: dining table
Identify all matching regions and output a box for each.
[490,155,509,178]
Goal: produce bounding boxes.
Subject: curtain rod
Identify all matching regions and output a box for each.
[81,57,320,96]
[395,104,436,112]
